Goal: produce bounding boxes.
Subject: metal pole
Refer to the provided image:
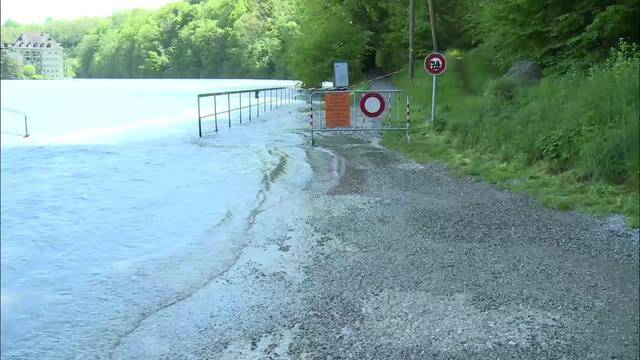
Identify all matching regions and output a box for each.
[270,89,273,110]
[409,0,415,82]
[406,94,411,143]
[310,96,314,146]
[396,92,400,128]
[227,93,231,128]
[249,92,252,121]
[197,97,202,138]
[427,0,439,123]
[431,77,437,123]
[24,114,29,137]
[239,93,242,124]
[214,96,218,132]
[264,90,266,112]
[352,93,356,126]
[387,93,392,127]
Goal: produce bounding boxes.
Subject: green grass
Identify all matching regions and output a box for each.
[384,47,639,228]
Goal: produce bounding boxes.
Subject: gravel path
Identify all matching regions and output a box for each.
[111,103,638,359]
[293,133,639,359]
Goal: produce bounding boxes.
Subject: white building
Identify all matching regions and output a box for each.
[1,33,65,79]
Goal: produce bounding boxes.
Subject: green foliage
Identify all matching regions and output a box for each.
[65,57,79,78]
[21,64,36,78]
[67,0,299,79]
[1,0,638,85]
[289,1,371,87]
[19,64,45,79]
[1,51,21,79]
[387,46,639,227]
[468,0,640,72]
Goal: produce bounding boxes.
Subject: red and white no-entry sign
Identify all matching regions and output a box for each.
[424,52,447,76]
[360,92,386,117]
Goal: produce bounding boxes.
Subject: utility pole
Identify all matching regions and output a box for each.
[427,0,438,51]
[408,0,415,81]
[427,0,438,123]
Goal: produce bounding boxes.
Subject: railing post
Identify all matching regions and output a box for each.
[228,93,231,128]
[249,91,252,121]
[239,92,242,124]
[397,92,400,128]
[270,89,273,110]
[257,91,260,117]
[197,96,202,138]
[352,92,356,125]
[24,114,29,138]
[406,94,411,142]
[264,90,266,112]
[214,95,218,132]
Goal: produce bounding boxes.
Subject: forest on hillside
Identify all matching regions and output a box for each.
[1,0,639,85]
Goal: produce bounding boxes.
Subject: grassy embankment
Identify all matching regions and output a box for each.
[383,46,639,227]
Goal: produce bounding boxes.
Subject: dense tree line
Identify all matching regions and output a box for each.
[73,0,298,79]
[1,0,638,85]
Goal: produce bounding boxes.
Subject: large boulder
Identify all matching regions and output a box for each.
[505,60,542,84]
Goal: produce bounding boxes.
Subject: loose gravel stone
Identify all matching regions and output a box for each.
[293,134,639,359]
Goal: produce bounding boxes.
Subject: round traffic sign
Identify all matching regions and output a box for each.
[360,92,385,118]
[424,52,447,76]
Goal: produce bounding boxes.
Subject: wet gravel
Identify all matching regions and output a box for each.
[292,134,639,359]
[109,125,638,359]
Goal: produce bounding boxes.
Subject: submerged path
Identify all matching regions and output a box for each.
[112,102,638,360]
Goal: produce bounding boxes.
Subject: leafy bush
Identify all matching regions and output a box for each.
[484,77,518,106]
[438,41,636,186]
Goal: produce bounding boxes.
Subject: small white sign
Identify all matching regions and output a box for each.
[334,61,349,88]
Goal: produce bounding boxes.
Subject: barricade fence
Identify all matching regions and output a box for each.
[197,86,299,137]
[308,89,410,145]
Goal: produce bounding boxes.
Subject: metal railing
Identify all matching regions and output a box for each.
[197,86,298,137]
[1,107,29,138]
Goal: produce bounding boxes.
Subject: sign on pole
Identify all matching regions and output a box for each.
[424,52,446,123]
[360,92,386,118]
[424,52,446,76]
[334,61,349,89]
